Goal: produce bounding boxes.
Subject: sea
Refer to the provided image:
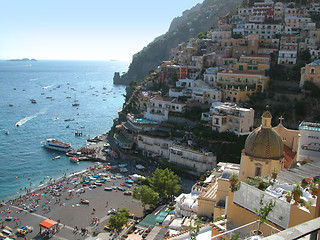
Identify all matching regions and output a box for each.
[0,60,129,201]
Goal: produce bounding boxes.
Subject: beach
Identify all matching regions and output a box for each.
[0,136,145,240]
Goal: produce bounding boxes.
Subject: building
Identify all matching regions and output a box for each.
[197,163,240,219]
[243,23,282,39]
[201,102,254,135]
[216,69,269,103]
[300,59,320,88]
[239,111,284,181]
[144,96,186,122]
[137,134,173,158]
[169,144,216,174]
[297,121,320,163]
[277,49,297,65]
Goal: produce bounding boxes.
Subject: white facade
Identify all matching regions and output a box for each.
[297,122,320,163]
[144,96,186,122]
[244,23,282,39]
[277,50,297,64]
[137,134,173,158]
[169,145,216,174]
[201,102,254,135]
[203,67,219,87]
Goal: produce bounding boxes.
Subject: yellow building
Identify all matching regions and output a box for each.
[216,70,269,103]
[235,55,271,73]
[239,111,284,181]
[300,59,320,88]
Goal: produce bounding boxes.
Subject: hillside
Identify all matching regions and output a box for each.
[114,0,242,85]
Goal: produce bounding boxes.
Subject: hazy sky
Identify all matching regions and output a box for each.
[0,0,202,61]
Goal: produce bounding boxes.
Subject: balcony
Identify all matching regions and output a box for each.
[211,220,280,239]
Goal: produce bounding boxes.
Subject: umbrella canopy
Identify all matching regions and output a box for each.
[40,219,58,229]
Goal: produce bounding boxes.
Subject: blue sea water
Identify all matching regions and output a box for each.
[0,60,128,201]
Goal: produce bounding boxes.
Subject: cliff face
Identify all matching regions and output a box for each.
[114,0,242,85]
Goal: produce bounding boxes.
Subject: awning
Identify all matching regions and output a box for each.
[40,219,58,229]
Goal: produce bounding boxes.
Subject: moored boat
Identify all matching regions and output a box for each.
[52,156,60,160]
[30,99,37,104]
[41,138,72,152]
[70,157,79,163]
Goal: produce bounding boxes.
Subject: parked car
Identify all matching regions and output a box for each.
[124,191,132,196]
[301,142,320,152]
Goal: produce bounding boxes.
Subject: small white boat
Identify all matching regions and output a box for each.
[70,157,79,163]
[52,156,60,160]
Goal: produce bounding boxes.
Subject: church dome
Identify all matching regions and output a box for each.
[244,111,284,159]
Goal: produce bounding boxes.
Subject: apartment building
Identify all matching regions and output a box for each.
[244,23,282,39]
[216,69,269,102]
[201,102,254,135]
[169,144,216,174]
[137,134,173,158]
[144,96,186,122]
[236,54,270,72]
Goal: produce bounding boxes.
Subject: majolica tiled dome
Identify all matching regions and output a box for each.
[244,111,284,159]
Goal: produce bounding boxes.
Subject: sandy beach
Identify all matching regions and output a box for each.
[0,136,144,240]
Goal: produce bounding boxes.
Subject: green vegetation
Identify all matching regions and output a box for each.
[189,217,203,240]
[133,185,159,209]
[254,194,276,233]
[108,208,129,232]
[149,168,181,201]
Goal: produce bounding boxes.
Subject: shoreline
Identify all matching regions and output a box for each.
[1,132,110,203]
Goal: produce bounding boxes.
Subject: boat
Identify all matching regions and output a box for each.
[9,103,13,107]
[41,138,72,152]
[5,130,9,135]
[70,157,79,163]
[75,132,82,136]
[52,156,60,160]
[72,103,79,107]
[64,118,75,121]
[30,99,37,104]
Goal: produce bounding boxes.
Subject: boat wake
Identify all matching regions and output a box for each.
[15,109,47,127]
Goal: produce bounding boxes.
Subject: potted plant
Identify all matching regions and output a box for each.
[229,171,239,192]
[292,183,303,204]
[253,194,276,236]
[229,171,238,185]
[310,182,318,197]
[271,168,278,181]
[285,192,292,203]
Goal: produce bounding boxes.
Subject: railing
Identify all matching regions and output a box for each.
[211,220,280,240]
[264,217,320,240]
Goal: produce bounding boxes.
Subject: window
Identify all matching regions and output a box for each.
[255,166,261,176]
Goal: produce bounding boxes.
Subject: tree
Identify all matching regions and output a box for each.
[149,168,181,200]
[254,194,275,234]
[189,217,202,240]
[133,185,159,209]
[108,208,129,232]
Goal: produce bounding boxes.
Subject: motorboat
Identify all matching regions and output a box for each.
[5,130,9,135]
[64,118,75,121]
[75,132,82,136]
[70,157,79,163]
[30,99,37,104]
[72,102,79,107]
[41,138,72,152]
[52,156,60,160]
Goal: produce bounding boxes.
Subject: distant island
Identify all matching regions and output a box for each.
[8,58,37,61]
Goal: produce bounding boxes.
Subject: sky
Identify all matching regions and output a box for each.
[0,0,203,61]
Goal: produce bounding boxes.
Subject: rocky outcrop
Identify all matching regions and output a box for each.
[114,0,242,85]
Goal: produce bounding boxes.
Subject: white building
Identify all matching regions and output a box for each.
[277,50,297,65]
[201,102,254,135]
[244,23,282,39]
[169,144,216,174]
[137,134,173,158]
[297,122,320,163]
[144,96,186,122]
